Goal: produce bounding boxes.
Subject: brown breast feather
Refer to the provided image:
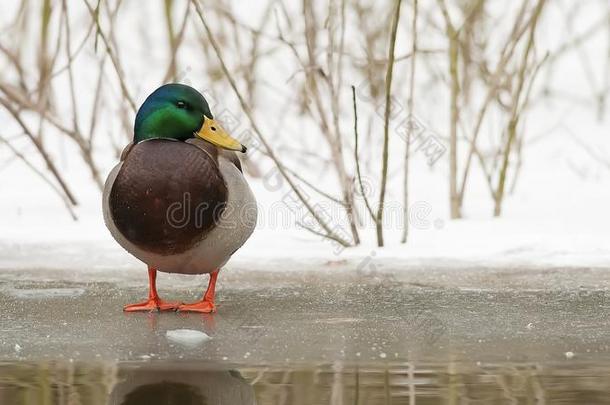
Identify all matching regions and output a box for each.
[109,139,227,255]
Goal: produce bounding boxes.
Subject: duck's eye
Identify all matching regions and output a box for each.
[176,101,187,109]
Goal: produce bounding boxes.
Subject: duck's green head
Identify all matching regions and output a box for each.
[134,83,245,152]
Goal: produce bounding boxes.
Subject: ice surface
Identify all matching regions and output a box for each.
[0,271,608,364]
[5,288,86,299]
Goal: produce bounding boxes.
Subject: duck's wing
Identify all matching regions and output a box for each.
[182,138,257,270]
[106,139,227,257]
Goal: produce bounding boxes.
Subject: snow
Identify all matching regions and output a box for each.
[1,96,608,275]
[166,329,212,347]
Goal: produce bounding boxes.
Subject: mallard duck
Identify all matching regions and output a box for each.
[103,83,257,313]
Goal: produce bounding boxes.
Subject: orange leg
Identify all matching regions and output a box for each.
[124,267,181,312]
[178,269,219,313]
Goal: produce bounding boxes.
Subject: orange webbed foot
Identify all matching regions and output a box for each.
[123,298,181,312]
[177,300,216,313]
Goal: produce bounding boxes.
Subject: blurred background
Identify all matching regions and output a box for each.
[0,0,609,264]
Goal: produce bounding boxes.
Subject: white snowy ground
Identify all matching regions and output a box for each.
[1,118,610,279]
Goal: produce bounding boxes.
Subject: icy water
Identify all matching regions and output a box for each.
[1,267,609,404]
[1,360,610,404]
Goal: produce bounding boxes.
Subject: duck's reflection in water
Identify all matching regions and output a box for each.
[108,368,256,405]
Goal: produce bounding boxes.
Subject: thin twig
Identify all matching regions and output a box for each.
[438,0,461,219]
[352,85,375,222]
[0,96,78,206]
[0,134,77,220]
[377,0,403,247]
[401,0,417,244]
[282,165,346,206]
[82,0,137,112]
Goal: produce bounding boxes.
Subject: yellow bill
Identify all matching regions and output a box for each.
[195,118,246,153]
